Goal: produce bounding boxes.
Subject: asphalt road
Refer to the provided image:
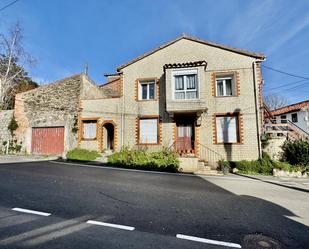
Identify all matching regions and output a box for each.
[0,161,308,249]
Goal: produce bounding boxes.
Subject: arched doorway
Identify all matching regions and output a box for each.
[102,122,115,151]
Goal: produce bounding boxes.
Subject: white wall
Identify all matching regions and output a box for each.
[274,109,309,133]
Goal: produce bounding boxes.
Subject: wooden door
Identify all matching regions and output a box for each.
[176,122,194,153]
[32,127,65,155]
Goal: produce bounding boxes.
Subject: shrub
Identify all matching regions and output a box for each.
[8,117,18,136]
[230,152,274,175]
[218,160,231,174]
[281,140,309,166]
[1,140,23,154]
[273,161,292,171]
[108,147,179,172]
[66,148,100,161]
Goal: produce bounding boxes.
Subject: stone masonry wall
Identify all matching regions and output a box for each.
[0,110,13,152]
[14,74,84,154]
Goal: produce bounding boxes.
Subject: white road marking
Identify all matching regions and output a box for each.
[12,208,51,217]
[86,220,135,231]
[176,234,241,248]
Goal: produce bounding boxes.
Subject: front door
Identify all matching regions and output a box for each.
[176,121,194,153]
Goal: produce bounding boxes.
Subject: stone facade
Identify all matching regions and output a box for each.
[79,35,265,167]
[14,73,105,155]
[0,110,14,152]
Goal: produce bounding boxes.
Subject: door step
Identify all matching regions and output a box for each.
[195,169,223,176]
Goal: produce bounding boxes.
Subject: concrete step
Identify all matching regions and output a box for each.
[198,165,212,171]
[195,169,223,176]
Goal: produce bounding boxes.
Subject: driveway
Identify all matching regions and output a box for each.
[0,155,56,164]
[0,161,308,249]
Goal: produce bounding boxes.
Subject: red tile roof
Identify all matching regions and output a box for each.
[271,100,309,116]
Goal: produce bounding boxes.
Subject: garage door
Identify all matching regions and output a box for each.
[32,127,65,155]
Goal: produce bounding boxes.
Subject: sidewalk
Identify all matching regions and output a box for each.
[235,173,309,192]
[0,155,58,164]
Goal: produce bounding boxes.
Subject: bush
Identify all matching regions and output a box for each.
[229,152,274,175]
[273,161,292,171]
[8,117,18,136]
[66,148,100,161]
[218,160,231,174]
[108,147,179,172]
[281,140,309,166]
[1,140,22,154]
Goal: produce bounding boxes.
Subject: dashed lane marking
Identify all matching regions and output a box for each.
[86,220,135,231]
[176,234,241,248]
[12,208,51,217]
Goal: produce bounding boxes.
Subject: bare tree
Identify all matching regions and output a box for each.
[0,22,36,110]
[264,94,288,111]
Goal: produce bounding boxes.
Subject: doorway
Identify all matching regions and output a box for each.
[175,117,195,154]
[103,123,115,150]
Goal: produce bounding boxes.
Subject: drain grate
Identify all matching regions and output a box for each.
[242,234,284,249]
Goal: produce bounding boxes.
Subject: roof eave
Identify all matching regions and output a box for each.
[116,35,266,71]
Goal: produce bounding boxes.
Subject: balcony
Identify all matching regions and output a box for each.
[166,99,207,113]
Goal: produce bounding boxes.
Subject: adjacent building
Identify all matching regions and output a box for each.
[271,100,309,133]
[14,73,105,154]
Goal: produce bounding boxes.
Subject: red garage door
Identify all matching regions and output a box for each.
[32,127,65,155]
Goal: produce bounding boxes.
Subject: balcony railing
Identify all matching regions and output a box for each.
[265,119,309,141]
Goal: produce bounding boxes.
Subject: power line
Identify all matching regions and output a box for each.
[264,80,309,93]
[0,0,19,12]
[262,65,309,80]
[265,81,309,95]
[264,79,308,91]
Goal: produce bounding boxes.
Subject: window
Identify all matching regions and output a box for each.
[216,114,240,143]
[82,120,97,140]
[216,75,235,96]
[291,113,298,123]
[173,69,198,99]
[280,115,287,124]
[138,80,155,100]
[139,118,158,144]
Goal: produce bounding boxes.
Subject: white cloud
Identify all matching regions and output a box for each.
[266,14,309,55]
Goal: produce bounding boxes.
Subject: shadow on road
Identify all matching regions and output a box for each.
[0,161,308,248]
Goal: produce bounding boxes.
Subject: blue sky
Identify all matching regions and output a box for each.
[1,0,309,103]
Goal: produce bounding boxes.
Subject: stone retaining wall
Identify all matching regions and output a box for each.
[0,110,13,152]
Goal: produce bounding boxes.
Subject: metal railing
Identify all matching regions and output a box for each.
[197,142,224,167]
[169,140,195,155]
[265,119,309,141]
[169,140,224,167]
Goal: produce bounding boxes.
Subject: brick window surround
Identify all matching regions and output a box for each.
[79,117,99,141]
[213,112,244,144]
[135,78,159,101]
[135,115,162,145]
[211,71,240,97]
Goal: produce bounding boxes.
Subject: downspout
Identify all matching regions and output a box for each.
[252,61,263,158]
[121,73,124,148]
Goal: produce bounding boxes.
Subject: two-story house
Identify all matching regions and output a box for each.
[79,35,265,172]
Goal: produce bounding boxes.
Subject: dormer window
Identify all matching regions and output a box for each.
[173,69,198,100]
